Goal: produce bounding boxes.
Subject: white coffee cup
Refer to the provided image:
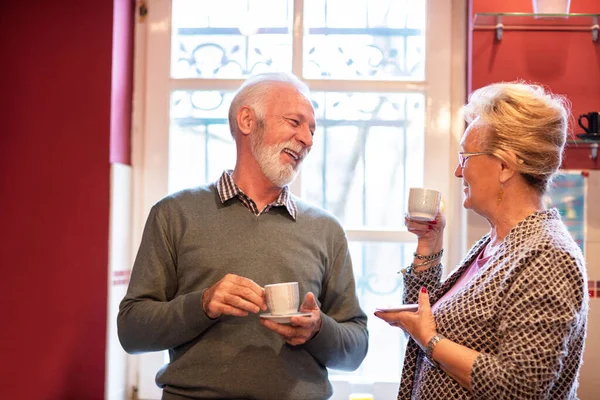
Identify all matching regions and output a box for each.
[264,282,299,315]
[408,188,441,221]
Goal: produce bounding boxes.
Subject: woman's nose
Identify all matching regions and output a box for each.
[454,163,463,178]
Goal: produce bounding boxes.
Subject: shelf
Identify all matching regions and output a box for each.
[473,12,600,41]
[567,139,600,161]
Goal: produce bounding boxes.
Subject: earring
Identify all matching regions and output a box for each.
[497,184,504,204]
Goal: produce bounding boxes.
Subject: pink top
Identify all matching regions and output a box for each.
[432,246,491,312]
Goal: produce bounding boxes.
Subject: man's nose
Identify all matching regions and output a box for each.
[297,123,313,148]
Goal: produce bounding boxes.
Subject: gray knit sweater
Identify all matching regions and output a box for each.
[398,209,588,399]
[117,184,368,400]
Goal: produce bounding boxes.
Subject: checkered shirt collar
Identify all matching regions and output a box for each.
[216,170,297,220]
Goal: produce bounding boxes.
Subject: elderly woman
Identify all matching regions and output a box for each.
[376,82,588,399]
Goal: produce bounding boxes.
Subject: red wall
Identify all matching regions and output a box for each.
[0,1,113,398]
[470,0,600,169]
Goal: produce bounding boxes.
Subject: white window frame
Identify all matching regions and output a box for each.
[128,0,468,398]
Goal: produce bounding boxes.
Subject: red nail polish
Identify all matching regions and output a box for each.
[421,287,427,294]
[428,225,433,230]
[429,220,437,224]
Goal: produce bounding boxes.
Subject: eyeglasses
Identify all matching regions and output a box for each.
[457,151,489,168]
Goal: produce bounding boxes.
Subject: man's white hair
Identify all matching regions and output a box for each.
[227,72,311,137]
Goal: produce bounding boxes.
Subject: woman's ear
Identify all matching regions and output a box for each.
[236,106,255,136]
[499,159,515,184]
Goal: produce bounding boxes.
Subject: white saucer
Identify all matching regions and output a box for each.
[376,304,418,313]
[259,312,312,324]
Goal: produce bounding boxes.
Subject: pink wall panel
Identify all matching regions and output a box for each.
[111,0,135,165]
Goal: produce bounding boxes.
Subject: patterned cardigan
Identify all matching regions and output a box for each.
[398,209,588,400]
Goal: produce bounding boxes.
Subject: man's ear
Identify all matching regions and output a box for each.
[236,106,255,136]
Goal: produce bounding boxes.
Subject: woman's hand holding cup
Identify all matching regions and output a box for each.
[406,188,446,256]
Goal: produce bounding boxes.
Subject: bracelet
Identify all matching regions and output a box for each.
[398,262,442,275]
[411,259,438,268]
[424,333,445,368]
[414,248,443,261]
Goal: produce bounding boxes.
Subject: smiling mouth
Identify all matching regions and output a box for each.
[283,148,300,162]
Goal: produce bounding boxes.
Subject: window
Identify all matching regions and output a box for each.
[132,1,464,398]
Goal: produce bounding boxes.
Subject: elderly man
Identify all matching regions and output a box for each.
[118,72,368,400]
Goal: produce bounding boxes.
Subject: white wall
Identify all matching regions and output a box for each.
[106,163,133,400]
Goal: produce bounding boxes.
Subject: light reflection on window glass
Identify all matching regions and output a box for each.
[303,0,426,80]
[171,0,292,78]
[168,90,236,194]
[302,92,425,229]
[329,241,413,381]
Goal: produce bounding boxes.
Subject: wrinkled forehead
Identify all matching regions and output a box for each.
[269,84,315,116]
[271,83,312,105]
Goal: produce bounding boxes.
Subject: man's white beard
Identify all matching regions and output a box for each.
[250,123,303,188]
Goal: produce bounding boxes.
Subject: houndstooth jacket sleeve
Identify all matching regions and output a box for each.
[398,209,589,400]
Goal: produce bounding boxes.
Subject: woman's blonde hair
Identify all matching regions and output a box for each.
[462,82,571,195]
